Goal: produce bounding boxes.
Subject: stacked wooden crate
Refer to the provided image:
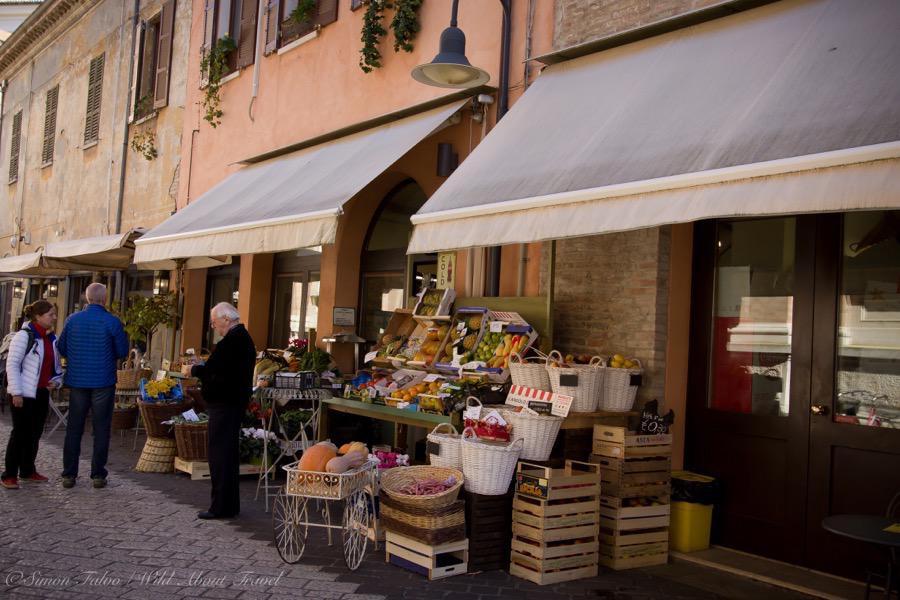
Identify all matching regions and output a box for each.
[385,531,469,580]
[592,425,672,570]
[464,489,513,571]
[509,461,601,585]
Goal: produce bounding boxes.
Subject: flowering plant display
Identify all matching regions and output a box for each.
[288,338,309,356]
[239,427,279,463]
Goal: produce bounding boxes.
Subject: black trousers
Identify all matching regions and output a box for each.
[3,388,49,479]
[206,404,243,517]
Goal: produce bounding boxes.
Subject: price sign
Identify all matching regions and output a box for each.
[364,351,378,364]
[423,373,442,382]
[490,321,505,333]
[436,252,456,290]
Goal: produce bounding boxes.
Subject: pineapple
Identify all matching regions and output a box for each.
[467,316,482,330]
[463,334,477,350]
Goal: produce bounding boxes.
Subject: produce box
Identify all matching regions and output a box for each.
[514,460,601,501]
[412,287,455,320]
[372,309,417,367]
[592,425,673,459]
[474,311,538,382]
[433,307,489,372]
[386,531,468,580]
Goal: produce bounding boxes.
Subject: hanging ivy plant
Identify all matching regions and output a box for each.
[359,0,387,73]
[290,0,317,24]
[390,0,423,53]
[130,130,158,161]
[199,35,237,128]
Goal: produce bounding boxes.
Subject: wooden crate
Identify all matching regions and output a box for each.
[173,457,262,481]
[510,534,599,586]
[598,546,668,570]
[592,425,672,459]
[599,495,670,531]
[515,460,601,501]
[465,489,513,571]
[385,531,468,580]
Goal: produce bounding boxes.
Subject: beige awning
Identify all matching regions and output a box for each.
[409,0,900,253]
[134,101,466,267]
[43,229,144,271]
[0,251,65,276]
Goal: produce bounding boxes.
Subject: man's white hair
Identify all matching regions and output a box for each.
[211,302,240,322]
[85,282,107,304]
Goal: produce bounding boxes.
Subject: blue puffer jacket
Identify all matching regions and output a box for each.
[57,304,129,389]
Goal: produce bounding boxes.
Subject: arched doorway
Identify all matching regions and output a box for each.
[358,179,435,344]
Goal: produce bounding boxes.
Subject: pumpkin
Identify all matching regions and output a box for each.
[325,449,369,474]
[338,441,368,455]
[299,442,337,472]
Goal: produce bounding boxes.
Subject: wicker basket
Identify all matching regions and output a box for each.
[460,428,523,495]
[117,350,152,390]
[599,359,642,412]
[135,437,176,473]
[495,407,563,461]
[138,401,186,439]
[283,460,375,500]
[426,423,462,469]
[174,421,209,461]
[380,466,463,510]
[546,350,605,412]
[380,495,466,545]
[509,351,551,391]
[111,406,138,431]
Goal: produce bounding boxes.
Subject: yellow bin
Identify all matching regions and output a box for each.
[670,501,713,552]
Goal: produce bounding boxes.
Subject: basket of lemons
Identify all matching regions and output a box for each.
[599,354,642,412]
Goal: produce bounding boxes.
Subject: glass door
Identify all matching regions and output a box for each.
[270,271,320,348]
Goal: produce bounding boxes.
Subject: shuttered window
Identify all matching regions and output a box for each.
[236,0,258,68]
[41,86,59,166]
[201,0,242,80]
[279,0,338,48]
[83,53,105,144]
[154,0,176,108]
[129,0,176,121]
[8,110,22,183]
[264,0,280,55]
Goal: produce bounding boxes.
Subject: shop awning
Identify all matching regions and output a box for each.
[134,101,466,267]
[43,229,144,271]
[409,0,900,253]
[0,251,65,276]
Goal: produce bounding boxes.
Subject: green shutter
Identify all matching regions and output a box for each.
[41,86,59,165]
[8,110,22,183]
[84,53,105,144]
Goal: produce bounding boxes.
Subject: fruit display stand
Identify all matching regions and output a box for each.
[592,425,672,570]
[433,307,489,372]
[509,461,601,585]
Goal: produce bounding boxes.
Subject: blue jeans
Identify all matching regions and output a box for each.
[62,386,115,480]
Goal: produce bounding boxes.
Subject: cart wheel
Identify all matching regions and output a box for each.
[342,491,370,570]
[273,489,308,563]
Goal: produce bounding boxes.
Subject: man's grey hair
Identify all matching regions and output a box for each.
[85,282,107,305]
[211,302,240,322]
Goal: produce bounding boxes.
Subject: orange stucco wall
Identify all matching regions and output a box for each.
[180,268,209,354]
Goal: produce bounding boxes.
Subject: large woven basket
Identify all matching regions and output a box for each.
[135,437,176,473]
[599,359,642,412]
[111,406,138,431]
[174,421,209,461]
[546,350,605,412]
[117,350,152,390]
[380,495,466,545]
[496,407,563,462]
[460,428,523,495]
[380,465,463,510]
[138,401,186,439]
[509,351,551,391]
[426,423,462,470]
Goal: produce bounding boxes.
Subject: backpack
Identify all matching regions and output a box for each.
[0,327,37,392]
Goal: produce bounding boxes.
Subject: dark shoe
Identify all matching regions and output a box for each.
[1,476,19,490]
[61,477,76,488]
[197,511,220,520]
[22,473,49,482]
[91,477,107,489]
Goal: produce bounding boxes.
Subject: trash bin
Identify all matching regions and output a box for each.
[670,471,719,553]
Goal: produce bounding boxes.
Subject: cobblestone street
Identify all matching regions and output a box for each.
[0,417,812,599]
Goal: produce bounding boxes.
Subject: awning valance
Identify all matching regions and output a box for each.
[43,229,144,271]
[0,251,66,276]
[409,0,900,253]
[134,101,466,267]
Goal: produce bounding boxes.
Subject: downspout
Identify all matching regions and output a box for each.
[486,0,511,296]
[114,0,141,236]
[248,0,266,121]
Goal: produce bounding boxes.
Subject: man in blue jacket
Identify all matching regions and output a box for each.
[58,283,129,489]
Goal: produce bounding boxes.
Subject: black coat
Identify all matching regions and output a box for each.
[191,324,256,408]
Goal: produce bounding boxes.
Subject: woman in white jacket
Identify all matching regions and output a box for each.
[2,300,62,489]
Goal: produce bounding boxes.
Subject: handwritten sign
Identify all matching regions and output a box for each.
[364,351,378,364]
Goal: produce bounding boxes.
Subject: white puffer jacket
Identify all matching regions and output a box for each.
[5,323,63,399]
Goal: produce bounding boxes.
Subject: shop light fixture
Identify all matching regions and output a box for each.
[152,270,170,296]
[45,282,59,298]
[12,280,24,298]
[232,290,240,304]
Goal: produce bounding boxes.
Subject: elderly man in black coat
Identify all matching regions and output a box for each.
[184,302,256,519]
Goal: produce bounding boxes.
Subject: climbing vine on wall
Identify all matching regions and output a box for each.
[390,0,423,53]
[199,35,237,128]
[358,0,423,72]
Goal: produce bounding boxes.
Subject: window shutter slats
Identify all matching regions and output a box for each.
[41,86,59,165]
[9,110,22,183]
[84,53,105,144]
[312,0,338,28]
[264,0,279,55]
[154,0,176,108]
[201,0,216,87]
[236,0,257,69]
[128,22,145,123]
[281,0,338,45]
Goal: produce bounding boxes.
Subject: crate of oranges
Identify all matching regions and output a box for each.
[387,379,444,407]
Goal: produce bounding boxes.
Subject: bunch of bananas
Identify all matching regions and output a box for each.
[144,377,177,398]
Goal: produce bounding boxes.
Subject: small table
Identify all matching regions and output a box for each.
[822,514,900,598]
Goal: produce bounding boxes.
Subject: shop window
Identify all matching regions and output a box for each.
[272,0,338,50]
[270,271,319,348]
[130,0,175,121]
[708,217,796,416]
[84,54,105,144]
[834,210,900,428]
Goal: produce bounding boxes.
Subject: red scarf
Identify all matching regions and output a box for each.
[32,323,55,389]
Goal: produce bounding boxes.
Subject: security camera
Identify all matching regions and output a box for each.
[476,94,494,105]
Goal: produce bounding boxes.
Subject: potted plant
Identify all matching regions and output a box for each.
[113,293,178,370]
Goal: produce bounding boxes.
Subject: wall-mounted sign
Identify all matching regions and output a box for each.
[436,252,456,290]
[333,307,356,327]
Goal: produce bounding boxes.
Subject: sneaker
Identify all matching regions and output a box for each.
[22,473,49,482]
[1,476,20,489]
[61,477,76,489]
[91,477,107,489]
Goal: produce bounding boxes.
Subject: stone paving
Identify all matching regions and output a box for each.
[0,414,813,599]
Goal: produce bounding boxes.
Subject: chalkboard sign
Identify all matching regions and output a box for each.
[427,440,441,457]
[559,374,579,387]
[630,373,643,387]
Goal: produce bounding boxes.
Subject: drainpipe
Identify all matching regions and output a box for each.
[114,0,141,236]
[485,0,511,296]
[248,0,266,121]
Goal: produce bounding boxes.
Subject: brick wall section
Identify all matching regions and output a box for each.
[554,0,724,49]
[547,227,671,407]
